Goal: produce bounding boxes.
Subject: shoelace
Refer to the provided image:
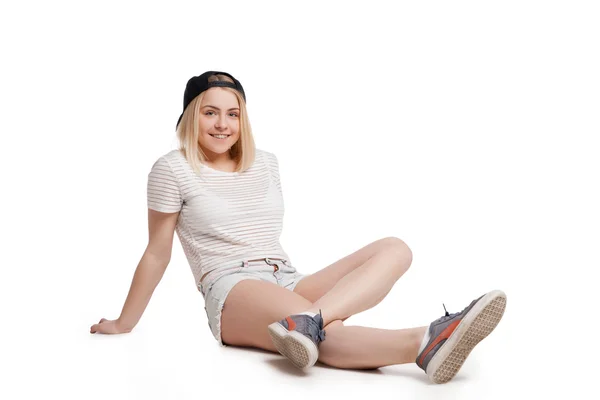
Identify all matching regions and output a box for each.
[309,309,326,342]
[434,303,460,324]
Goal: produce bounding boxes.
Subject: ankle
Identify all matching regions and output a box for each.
[298,310,318,318]
[300,306,320,315]
[415,326,429,356]
[298,308,326,323]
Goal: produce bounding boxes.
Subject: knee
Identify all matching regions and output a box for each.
[381,236,412,255]
[381,236,413,267]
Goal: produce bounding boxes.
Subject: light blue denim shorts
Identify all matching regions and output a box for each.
[199,257,308,347]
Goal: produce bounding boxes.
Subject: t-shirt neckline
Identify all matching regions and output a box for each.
[199,162,240,176]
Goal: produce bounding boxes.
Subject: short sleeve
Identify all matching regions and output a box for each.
[268,152,283,196]
[147,156,183,213]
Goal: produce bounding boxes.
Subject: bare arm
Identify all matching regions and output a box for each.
[91,209,179,334]
[116,250,170,331]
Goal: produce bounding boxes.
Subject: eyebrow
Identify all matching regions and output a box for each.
[202,105,240,111]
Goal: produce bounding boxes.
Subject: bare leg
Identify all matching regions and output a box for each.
[302,244,413,325]
[319,321,427,369]
[221,280,427,370]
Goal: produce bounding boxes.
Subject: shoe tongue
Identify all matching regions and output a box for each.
[312,313,323,327]
[435,312,458,324]
[310,314,326,342]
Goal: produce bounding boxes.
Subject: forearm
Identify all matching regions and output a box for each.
[117,250,169,331]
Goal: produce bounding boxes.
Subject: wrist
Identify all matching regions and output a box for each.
[116,318,134,332]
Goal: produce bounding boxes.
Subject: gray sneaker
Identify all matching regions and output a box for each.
[268,310,327,370]
[416,289,507,384]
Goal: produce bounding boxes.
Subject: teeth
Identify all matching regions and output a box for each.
[211,134,229,139]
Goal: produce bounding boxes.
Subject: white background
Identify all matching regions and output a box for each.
[1,0,598,398]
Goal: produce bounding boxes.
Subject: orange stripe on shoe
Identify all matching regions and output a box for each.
[285,316,296,331]
[418,320,461,366]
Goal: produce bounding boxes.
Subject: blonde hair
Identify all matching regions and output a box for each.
[176,73,256,175]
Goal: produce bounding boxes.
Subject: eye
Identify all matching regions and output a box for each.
[230,113,239,117]
[205,111,215,116]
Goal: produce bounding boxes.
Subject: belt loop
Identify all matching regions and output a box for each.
[265,257,272,265]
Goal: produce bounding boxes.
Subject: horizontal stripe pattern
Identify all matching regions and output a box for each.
[147,148,290,291]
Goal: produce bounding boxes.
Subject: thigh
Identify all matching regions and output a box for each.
[292,236,408,303]
[220,279,313,352]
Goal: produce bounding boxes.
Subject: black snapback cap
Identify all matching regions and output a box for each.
[176,71,246,129]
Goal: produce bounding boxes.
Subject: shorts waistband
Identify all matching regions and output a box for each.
[243,257,291,268]
[199,257,292,293]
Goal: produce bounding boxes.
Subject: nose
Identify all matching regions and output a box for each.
[215,114,227,130]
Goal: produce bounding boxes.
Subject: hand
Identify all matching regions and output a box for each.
[90,318,131,334]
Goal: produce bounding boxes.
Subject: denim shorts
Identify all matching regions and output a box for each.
[199,257,308,347]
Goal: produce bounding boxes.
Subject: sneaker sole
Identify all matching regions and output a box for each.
[267,322,319,370]
[426,289,507,384]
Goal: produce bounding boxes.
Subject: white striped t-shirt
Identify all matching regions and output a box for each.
[146,148,291,291]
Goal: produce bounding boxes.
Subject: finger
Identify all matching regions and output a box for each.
[91,324,107,334]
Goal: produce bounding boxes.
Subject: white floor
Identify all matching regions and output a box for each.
[5,263,587,400]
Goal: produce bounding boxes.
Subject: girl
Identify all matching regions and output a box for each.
[90,71,507,384]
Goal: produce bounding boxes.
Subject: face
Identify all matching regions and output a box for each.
[197,87,241,160]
